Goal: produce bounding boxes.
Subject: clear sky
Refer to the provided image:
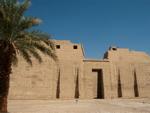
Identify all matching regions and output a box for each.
[25,0,150,58]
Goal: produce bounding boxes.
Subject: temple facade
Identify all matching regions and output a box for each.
[9,40,150,99]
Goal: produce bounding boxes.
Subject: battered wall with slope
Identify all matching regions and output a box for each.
[8,41,150,99]
[105,47,150,98]
[9,40,85,99]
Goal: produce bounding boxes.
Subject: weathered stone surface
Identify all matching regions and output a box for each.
[8,40,150,99]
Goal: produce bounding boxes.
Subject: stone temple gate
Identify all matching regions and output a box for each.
[9,40,150,99]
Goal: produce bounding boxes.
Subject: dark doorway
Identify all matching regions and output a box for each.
[92,69,104,99]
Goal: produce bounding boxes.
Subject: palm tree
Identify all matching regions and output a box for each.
[0,0,57,112]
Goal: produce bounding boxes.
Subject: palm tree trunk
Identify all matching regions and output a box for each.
[0,48,12,113]
[0,76,10,113]
[0,94,8,113]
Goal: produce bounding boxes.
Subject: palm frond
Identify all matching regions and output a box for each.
[12,54,18,66]
[18,0,31,16]
[19,49,32,65]
[0,0,31,40]
[27,48,42,63]
[18,17,41,31]
[16,38,57,61]
[25,30,55,49]
[33,42,57,61]
[0,0,57,66]
[15,36,57,64]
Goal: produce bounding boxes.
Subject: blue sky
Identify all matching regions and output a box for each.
[26,0,150,58]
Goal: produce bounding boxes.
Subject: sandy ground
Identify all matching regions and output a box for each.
[8,98,150,113]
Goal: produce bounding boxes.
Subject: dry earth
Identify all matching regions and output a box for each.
[8,98,150,113]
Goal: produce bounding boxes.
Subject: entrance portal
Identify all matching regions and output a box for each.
[92,69,104,99]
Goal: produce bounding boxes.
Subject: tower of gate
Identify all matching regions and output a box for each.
[53,40,85,99]
[104,47,150,98]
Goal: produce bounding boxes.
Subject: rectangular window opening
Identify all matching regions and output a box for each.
[73,45,78,49]
[56,45,60,49]
[112,48,117,51]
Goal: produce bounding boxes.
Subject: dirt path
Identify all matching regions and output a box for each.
[8,99,150,113]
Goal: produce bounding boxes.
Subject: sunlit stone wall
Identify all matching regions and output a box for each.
[8,40,150,99]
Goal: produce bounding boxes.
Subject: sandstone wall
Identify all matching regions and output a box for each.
[9,52,57,99]
[83,60,111,99]
[9,40,85,99]
[105,47,150,98]
[8,41,150,99]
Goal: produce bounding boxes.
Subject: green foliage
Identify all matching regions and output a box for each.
[0,0,57,65]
